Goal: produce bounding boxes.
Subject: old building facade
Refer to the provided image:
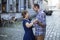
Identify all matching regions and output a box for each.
[0,0,36,13]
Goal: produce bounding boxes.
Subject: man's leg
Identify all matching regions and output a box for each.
[36,35,44,40]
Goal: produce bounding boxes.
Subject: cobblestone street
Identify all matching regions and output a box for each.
[0,10,60,40]
[45,10,60,40]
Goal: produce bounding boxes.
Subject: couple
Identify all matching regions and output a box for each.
[22,4,46,40]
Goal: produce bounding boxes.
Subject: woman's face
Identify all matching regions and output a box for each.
[25,13,29,19]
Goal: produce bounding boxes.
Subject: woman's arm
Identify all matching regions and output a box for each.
[25,22,33,28]
[25,19,37,28]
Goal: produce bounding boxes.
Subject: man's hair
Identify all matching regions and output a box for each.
[21,10,28,18]
[34,4,40,8]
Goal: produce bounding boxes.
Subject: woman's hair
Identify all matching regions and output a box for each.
[22,10,28,18]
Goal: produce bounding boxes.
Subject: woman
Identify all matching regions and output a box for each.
[22,10,36,40]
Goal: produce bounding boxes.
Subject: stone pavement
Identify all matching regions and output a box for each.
[0,22,24,40]
[0,10,60,40]
[45,10,60,40]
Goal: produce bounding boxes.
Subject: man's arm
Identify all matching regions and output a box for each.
[37,21,46,28]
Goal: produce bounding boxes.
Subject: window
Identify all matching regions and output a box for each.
[0,0,2,13]
[24,0,26,10]
[2,0,7,13]
[28,0,31,9]
[0,4,2,13]
[16,0,19,12]
[0,4,1,11]
[2,4,6,13]
[10,5,13,12]
[44,0,48,3]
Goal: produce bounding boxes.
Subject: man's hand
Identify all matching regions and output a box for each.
[37,21,46,28]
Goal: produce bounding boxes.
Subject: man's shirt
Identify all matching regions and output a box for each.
[35,10,46,36]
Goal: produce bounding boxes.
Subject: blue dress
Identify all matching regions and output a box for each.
[23,19,35,40]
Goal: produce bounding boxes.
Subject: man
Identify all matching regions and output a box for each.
[33,4,46,40]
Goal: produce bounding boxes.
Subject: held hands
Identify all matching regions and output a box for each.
[33,19,38,24]
[32,19,46,28]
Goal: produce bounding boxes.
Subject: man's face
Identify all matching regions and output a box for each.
[33,6,39,12]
